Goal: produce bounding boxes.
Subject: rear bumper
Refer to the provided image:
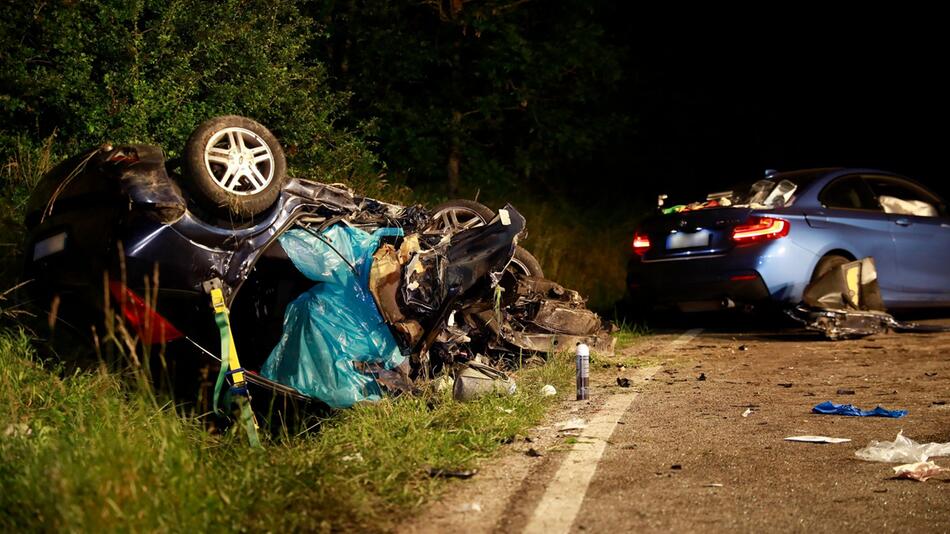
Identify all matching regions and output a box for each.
[626,239,816,308]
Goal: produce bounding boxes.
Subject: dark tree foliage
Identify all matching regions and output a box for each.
[313,0,627,195]
[0,0,376,180]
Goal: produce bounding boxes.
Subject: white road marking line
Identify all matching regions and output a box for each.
[522,329,703,534]
[672,327,703,346]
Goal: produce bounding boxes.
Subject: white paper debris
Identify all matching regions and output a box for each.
[555,417,587,432]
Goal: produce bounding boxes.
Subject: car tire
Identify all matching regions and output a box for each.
[428,199,496,232]
[509,246,544,278]
[811,254,851,282]
[182,115,287,218]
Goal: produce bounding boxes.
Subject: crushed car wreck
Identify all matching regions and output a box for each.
[23,115,613,413]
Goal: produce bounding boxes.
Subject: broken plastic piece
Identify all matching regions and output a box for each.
[428,467,478,479]
[803,257,885,312]
[812,401,907,418]
[855,431,950,463]
[555,417,587,433]
[784,436,851,444]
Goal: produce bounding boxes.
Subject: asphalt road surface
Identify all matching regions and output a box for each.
[407,318,950,533]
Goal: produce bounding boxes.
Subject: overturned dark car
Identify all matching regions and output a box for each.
[23,116,612,417]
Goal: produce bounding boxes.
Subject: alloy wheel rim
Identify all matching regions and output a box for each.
[203,127,274,195]
[431,207,488,232]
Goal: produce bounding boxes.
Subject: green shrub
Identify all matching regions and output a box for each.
[0,0,376,181]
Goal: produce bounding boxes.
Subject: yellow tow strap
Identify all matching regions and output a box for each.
[210,285,262,448]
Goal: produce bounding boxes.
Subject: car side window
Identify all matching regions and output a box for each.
[819,176,880,211]
[864,176,947,218]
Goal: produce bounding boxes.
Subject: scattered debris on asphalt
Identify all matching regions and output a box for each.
[617,377,631,388]
[836,388,856,395]
[457,502,483,513]
[428,467,478,479]
[555,418,587,433]
[671,464,682,470]
[738,344,748,351]
[892,461,945,482]
[741,408,753,417]
[777,383,793,388]
[697,373,706,381]
[812,401,907,418]
[703,483,724,488]
[855,431,950,463]
[784,436,852,444]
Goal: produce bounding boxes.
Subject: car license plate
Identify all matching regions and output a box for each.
[667,230,709,249]
[33,232,67,261]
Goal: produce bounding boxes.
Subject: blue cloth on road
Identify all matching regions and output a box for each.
[812,401,907,418]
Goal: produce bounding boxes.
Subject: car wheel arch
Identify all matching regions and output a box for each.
[810,249,856,281]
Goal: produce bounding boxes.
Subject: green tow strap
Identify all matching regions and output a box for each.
[210,286,261,448]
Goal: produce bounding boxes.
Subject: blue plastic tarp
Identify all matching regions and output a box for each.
[261,224,405,408]
[812,401,907,418]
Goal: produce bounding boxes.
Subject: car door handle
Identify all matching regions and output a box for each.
[895,218,912,227]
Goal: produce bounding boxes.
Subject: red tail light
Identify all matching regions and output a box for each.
[108,281,183,344]
[633,233,651,255]
[732,217,790,243]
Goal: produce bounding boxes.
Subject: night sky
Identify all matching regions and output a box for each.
[595,18,948,208]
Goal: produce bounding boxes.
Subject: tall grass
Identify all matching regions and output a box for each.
[1,136,58,289]
[0,326,575,532]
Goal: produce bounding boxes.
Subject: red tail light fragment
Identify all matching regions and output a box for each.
[108,281,183,344]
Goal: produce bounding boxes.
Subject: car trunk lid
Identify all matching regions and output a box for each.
[637,207,754,261]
